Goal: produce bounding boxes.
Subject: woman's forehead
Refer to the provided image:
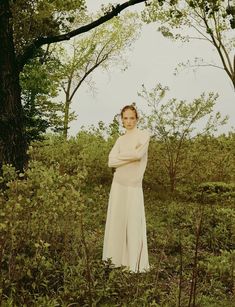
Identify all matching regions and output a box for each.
[122,109,136,117]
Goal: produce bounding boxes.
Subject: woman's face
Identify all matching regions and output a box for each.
[122,109,137,130]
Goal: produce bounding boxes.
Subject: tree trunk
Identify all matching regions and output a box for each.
[63,99,70,140]
[169,168,176,193]
[0,0,27,173]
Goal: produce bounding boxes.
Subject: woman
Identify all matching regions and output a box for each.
[102,104,150,273]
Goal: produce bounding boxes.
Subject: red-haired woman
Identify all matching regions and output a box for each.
[102,104,150,273]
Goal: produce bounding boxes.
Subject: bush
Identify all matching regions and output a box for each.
[0,133,234,306]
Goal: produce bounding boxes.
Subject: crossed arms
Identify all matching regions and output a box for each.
[108,130,150,168]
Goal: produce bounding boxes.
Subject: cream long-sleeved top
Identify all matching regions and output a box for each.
[108,127,150,187]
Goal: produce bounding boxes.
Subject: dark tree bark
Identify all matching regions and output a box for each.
[0,0,27,173]
[0,0,146,172]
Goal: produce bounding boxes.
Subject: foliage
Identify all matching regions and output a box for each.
[196,181,235,203]
[20,52,66,141]
[29,128,115,187]
[142,0,235,88]
[139,83,228,191]
[19,11,141,141]
[0,0,147,173]
[55,12,141,138]
[0,138,234,305]
[11,0,86,56]
[145,132,235,198]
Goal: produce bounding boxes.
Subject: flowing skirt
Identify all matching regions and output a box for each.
[102,181,149,273]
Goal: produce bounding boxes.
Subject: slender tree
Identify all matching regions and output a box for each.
[57,13,140,138]
[139,83,228,192]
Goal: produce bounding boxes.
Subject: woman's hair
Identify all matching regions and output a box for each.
[120,103,139,119]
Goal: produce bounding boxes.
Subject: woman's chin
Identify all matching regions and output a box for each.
[125,126,136,130]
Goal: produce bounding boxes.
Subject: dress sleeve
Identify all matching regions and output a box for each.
[108,130,150,168]
[108,137,134,168]
[120,130,150,160]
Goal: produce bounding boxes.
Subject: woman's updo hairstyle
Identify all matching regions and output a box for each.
[120,103,139,119]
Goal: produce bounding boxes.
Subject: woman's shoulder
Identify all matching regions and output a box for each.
[137,128,151,139]
[119,128,150,139]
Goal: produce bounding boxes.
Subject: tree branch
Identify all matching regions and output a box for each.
[186,36,210,41]
[70,54,108,101]
[204,19,233,80]
[189,20,213,43]
[17,0,146,71]
[61,82,67,94]
[212,11,233,74]
[190,63,225,70]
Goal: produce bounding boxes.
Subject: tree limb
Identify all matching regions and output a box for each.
[17,0,146,71]
[69,54,108,101]
[189,63,225,70]
[201,8,233,81]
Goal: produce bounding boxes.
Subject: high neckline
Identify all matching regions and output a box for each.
[124,126,138,135]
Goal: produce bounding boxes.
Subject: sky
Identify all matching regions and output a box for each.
[68,0,235,136]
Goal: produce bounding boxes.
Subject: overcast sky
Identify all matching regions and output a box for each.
[68,0,235,136]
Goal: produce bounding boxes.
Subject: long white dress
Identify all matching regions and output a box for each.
[102,127,150,273]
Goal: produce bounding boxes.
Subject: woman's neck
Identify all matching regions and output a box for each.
[125,126,138,134]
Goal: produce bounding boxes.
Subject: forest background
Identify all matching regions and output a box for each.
[0,0,235,306]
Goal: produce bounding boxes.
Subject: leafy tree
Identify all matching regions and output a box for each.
[142,0,235,89]
[57,12,140,139]
[20,50,66,142]
[11,0,86,57]
[0,0,147,172]
[139,83,228,191]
